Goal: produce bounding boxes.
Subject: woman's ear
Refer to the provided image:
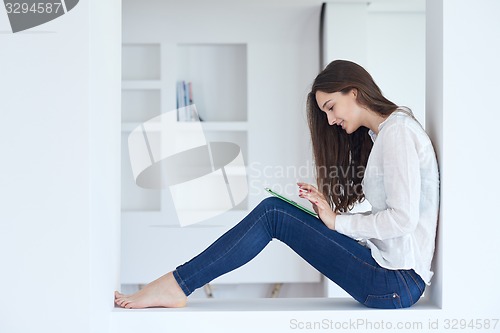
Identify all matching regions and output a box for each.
[351,88,358,98]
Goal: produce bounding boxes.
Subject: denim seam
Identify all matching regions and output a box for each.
[173,269,191,296]
[363,293,402,309]
[262,207,275,240]
[396,270,413,305]
[407,270,424,294]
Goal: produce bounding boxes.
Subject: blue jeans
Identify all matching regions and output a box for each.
[173,197,425,309]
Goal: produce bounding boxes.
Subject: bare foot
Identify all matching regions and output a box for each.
[114,272,187,309]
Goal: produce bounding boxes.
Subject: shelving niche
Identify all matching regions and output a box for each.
[120,42,254,284]
[121,42,248,213]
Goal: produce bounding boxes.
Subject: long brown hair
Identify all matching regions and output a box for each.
[307,60,398,213]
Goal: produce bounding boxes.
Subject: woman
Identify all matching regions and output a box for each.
[115,60,439,309]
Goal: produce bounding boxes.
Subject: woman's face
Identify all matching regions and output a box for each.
[315,90,362,134]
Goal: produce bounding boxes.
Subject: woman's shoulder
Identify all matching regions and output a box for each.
[379,108,432,146]
[381,107,421,130]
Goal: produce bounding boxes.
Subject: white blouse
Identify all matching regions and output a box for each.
[335,108,439,285]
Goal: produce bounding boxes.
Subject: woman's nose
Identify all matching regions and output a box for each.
[327,114,336,126]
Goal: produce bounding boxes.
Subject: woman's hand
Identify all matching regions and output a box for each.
[297,182,337,230]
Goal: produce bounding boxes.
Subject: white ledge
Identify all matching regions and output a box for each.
[111,298,440,332]
[112,297,439,313]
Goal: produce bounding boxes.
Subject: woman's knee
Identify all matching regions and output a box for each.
[257,196,283,210]
[261,196,282,205]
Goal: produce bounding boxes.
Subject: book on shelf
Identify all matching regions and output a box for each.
[176,80,203,121]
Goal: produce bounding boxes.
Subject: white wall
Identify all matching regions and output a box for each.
[427,0,500,315]
[0,1,121,332]
[89,1,122,331]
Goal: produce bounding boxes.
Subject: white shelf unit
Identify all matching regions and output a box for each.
[121,43,162,212]
[122,44,161,80]
[120,42,320,286]
[176,44,247,122]
[121,42,251,284]
[121,42,249,212]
